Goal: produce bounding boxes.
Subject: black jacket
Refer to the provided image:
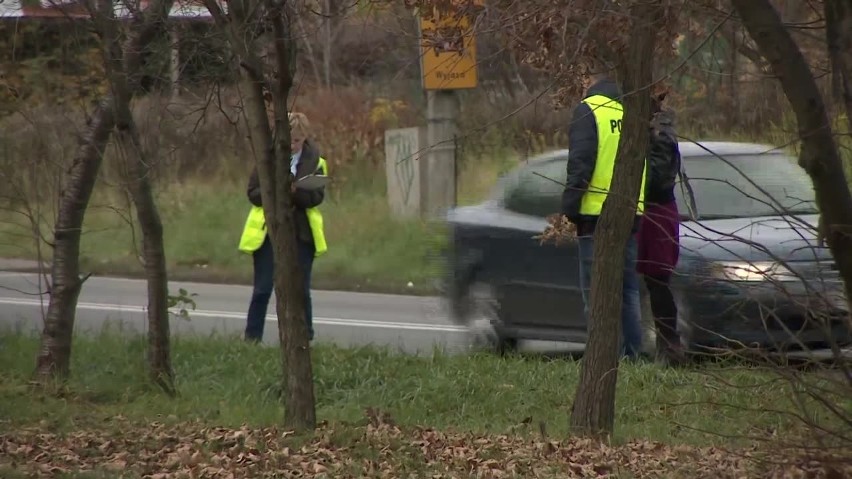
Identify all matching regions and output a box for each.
[561,78,640,235]
[646,110,681,205]
[246,139,326,244]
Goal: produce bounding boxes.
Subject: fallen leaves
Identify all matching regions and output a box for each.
[534,214,578,246]
[1,418,850,478]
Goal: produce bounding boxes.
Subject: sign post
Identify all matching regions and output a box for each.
[416,0,481,218]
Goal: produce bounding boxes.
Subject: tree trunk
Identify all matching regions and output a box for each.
[33,0,176,385]
[134,163,174,396]
[732,0,852,310]
[34,99,116,382]
[569,1,660,437]
[323,0,333,87]
[824,0,852,133]
[269,2,317,431]
[115,113,175,396]
[109,0,176,396]
[296,9,324,85]
[241,63,317,430]
[203,0,317,430]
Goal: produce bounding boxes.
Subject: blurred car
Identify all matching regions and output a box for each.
[443,141,851,355]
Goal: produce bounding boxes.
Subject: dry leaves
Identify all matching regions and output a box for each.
[534,214,578,246]
[2,417,850,478]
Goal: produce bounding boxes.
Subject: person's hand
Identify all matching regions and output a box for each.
[534,214,577,245]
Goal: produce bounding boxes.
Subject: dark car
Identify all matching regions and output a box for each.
[444,141,851,356]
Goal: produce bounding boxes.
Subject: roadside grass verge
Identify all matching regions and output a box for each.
[1,330,844,446]
[2,331,851,477]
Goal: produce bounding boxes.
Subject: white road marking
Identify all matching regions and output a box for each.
[0,297,468,333]
[0,272,34,278]
[0,272,439,301]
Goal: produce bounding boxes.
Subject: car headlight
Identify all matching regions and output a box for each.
[711,261,798,282]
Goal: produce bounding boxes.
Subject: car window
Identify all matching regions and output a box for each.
[503,159,567,217]
[676,153,818,219]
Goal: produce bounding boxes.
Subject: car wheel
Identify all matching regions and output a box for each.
[466,282,518,355]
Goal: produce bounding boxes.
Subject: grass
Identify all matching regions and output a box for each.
[2,330,850,477]
[0,330,840,445]
[0,153,517,296]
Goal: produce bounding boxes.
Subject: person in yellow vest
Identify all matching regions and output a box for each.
[238,111,328,343]
[560,69,646,360]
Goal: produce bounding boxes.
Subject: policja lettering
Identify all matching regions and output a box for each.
[560,76,647,360]
[609,119,623,133]
[577,94,647,217]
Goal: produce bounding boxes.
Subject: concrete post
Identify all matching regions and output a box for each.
[424,89,460,219]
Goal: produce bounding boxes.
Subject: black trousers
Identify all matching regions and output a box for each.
[244,235,316,341]
[644,274,680,348]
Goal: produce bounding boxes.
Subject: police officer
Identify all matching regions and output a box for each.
[561,68,646,359]
[238,111,328,343]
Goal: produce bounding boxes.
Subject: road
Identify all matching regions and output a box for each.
[0,271,479,355]
[3,270,850,361]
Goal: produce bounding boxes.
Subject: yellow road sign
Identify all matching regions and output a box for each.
[418,4,479,90]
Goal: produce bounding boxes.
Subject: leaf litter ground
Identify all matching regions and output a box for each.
[3,414,850,478]
[2,333,851,477]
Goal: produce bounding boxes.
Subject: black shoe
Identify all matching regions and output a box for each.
[657,343,688,367]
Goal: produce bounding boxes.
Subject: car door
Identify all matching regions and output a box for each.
[492,158,587,340]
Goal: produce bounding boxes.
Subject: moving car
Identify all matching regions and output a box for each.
[444,141,851,355]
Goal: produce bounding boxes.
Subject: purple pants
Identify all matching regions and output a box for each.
[636,200,680,278]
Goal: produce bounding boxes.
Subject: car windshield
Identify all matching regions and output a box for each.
[500,158,566,218]
[496,150,819,220]
[677,152,818,220]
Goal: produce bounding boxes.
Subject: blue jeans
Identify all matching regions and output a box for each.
[577,234,644,359]
[245,235,316,342]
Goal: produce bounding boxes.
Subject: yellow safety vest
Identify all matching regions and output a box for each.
[578,94,647,216]
[237,157,328,257]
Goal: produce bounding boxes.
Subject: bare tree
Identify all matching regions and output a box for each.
[318,0,346,87]
[91,0,175,394]
[824,0,852,132]
[108,115,174,393]
[567,0,665,437]
[34,0,176,385]
[295,0,348,87]
[203,0,317,430]
[480,0,677,436]
[731,0,852,307]
[33,98,113,382]
[118,120,174,394]
[106,79,175,396]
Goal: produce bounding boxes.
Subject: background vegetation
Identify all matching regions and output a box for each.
[2,5,848,295]
[1,1,851,476]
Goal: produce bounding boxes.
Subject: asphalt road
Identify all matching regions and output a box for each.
[2,269,850,361]
[0,271,479,354]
